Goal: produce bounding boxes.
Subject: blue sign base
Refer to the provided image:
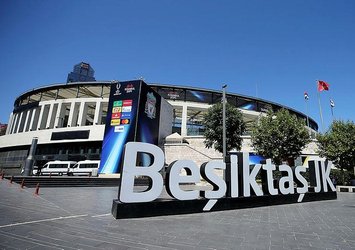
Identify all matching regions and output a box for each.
[111,191,337,219]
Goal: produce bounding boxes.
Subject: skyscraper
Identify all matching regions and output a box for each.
[66,62,96,83]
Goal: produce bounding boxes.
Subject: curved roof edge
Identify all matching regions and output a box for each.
[14,80,318,129]
[149,82,317,128]
[15,81,113,101]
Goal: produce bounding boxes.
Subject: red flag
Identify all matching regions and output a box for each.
[317,80,330,91]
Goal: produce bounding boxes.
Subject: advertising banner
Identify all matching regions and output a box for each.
[135,83,162,167]
[99,80,163,174]
[99,81,140,174]
[136,83,161,144]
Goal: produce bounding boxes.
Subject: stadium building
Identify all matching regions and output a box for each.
[0,63,319,175]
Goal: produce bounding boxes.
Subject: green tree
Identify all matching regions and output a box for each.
[251,109,311,165]
[317,120,355,173]
[202,102,246,153]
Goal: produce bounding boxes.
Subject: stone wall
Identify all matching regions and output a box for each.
[163,136,320,167]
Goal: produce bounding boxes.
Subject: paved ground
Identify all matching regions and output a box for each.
[0,178,354,250]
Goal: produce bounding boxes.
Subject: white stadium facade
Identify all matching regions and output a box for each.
[0,79,319,175]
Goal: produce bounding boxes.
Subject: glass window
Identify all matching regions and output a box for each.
[71,103,80,126]
[39,105,50,129]
[60,103,71,127]
[80,163,98,168]
[100,102,108,125]
[186,108,206,136]
[84,103,96,126]
[0,149,27,169]
[172,107,182,134]
[49,164,67,169]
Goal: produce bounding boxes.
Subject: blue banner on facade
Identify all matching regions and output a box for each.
[99,80,162,174]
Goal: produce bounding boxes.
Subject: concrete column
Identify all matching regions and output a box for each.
[71,103,81,126]
[18,110,29,133]
[37,105,45,129]
[11,113,20,134]
[29,107,39,131]
[67,102,76,127]
[50,104,59,129]
[15,112,24,133]
[10,114,15,134]
[181,104,188,136]
[23,110,31,132]
[54,102,64,128]
[45,103,55,129]
[78,101,87,126]
[5,113,14,134]
[25,110,34,132]
[93,101,102,125]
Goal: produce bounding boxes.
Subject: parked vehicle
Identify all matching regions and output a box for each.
[69,160,100,176]
[34,161,77,176]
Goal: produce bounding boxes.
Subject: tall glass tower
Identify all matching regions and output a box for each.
[67,62,96,83]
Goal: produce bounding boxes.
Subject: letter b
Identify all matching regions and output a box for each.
[118,142,164,203]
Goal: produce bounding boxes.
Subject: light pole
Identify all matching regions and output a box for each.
[222,84,227,163]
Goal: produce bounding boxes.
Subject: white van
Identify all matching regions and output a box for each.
[35,161,77,176]
[69,160,100,176]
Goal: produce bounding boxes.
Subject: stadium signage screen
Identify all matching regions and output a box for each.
[99,80,162,174]
[113,142,337,218]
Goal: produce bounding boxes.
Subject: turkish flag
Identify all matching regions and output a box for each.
[318,80,330,91]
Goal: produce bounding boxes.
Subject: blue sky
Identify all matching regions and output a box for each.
[1,0,354,131]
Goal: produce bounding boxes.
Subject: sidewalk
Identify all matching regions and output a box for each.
[0,178,354,249]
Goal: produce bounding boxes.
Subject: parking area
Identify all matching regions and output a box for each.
[0,178,354,249]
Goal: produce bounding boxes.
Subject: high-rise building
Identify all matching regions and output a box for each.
[66,62,95,83]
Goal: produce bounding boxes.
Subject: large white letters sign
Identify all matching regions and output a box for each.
[118,142,336,211]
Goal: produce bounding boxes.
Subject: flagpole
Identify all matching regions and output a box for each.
[317,80,325,132]
[331,105,334,121]
[304,93,310,137]
[305,99,311,137]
